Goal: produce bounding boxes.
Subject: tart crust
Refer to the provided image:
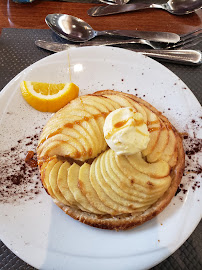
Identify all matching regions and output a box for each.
[38,90,185,230]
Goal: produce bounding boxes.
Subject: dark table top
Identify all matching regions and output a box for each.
[0,1,202,269]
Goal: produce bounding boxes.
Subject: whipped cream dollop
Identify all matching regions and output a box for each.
[103,108,150,155]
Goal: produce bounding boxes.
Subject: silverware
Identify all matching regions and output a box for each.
[35,40,202,65]
[35,29,202,50]
[88,0,202,16]
[135,49,202,65]
[45,14,180,43]
[99,0,130,5]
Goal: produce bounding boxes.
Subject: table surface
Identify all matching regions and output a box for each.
[0,0,202,34]
[0,1,202,270]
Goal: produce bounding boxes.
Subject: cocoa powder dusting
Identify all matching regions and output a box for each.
[0,126,43,204]
[176,117,202,199]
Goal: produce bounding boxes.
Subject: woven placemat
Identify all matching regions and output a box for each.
[0,28,201,270]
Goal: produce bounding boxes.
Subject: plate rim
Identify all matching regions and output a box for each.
[0,46,201,270]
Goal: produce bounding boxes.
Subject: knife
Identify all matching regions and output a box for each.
[88,3,152,17]
[36,37,177,51]
[87,3,157,17]
[93,30,180,43]
[35,40,202,65]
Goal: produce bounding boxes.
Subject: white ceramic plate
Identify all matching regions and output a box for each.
[0,47,201,270]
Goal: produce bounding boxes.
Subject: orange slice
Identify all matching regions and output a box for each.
[20,81,79,112]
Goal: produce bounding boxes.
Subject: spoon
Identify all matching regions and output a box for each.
[45,14,180,43]
[88,0,202,17]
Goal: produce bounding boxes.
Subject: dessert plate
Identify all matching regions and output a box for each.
[0,46,201,270]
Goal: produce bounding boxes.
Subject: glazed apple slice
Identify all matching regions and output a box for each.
[66,108,102,154]
[105,150,158,204]
[44,118,98,160]
[90,157,129,214]
[67,163,103,214]
[93,95,120,110]
[42,158,58,198]
[119,94,148,123]
[109,150,167,199]
[39,106,101,156]
[103,94,135,108]
[57,162,89,212]
[168,148,178,167]
[38,115,84,146]
[147,121,169,163]
[98,91,148,123]
[75,104,106,152]
[49,160,70,205]
[94,153,135,213]
[78,163,115,215]
[161,126,177,165]
[57,161,77,206]
[80,95,115,150]
[81,95,112,113]
[100,151,152,211]
[56,109,100,158]
[116,153,172,195]
[93,93,122,110]
[60,128,91,161]
[90,161,119,215]
[39,112,96,160]
[39,140,77,161]
[126,152,170,178]
[37,133,85,160]
[141,105,161,156]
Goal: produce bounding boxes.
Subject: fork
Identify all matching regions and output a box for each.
[35,28,202,65]
[35,28,202,53]
[110,28,202,49]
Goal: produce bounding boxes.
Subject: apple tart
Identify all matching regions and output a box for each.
[37,90,185,230]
